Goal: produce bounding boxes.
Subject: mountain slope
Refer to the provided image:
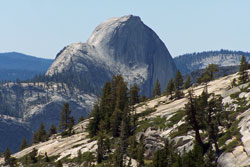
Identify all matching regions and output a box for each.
[174,50,250,75]
[0,52,53,81]
[4,70,250,167]
[46,15,177,96]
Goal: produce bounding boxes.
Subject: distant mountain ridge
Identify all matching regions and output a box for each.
[0,52,53,81]
[174,50,250,75]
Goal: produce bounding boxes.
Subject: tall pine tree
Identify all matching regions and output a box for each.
[238,55,249,84]
[129,84,140,106]
[20,138,28,151]
[88,103,100,137]
[152,79,161,98]
[97,132,104,164]
[184,75,191,89]
[166,79,175,99]
[174,70,183,99]
[59,103,72,131]
[185,90,204,148]
[137,135,145,167]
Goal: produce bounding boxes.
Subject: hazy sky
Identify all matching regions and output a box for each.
[0,0,249,59]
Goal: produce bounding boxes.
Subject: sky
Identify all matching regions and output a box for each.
[0,0,249,59]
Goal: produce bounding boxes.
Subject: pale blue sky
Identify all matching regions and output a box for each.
[0,0,249,59]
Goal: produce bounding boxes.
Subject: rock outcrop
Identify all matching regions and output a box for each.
[46,15,177,96]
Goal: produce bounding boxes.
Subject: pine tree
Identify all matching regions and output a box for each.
[129,84,140,106]
[185,90,204,148]
[33,122,48,143]
[128,135,138,159]
[20,138,28,151]
[4,147,11,165]
[137,136,145,167]
[29,148,38,163]
[59,103,72,132]
[197,64,219,83]
[238,55,249,84]
[100,81,112,131]
[39,122,48,141]
[97,132,104,164]
[112,145,123,167]
[88,103,100,137]
[115,77,128,112]
[206,64,219,80]
[4,148,16,167]
[118,118,129,167]
[204,145,217,167]
[110,75,129,138]
[49,124,57,136]
[175,70,183,90]
[78,116,84,123]
[152,79,161,98]
[184,75,191,89]
[111,108,122,137]
[206,94,221,153]
[56,160,63,167]
[174,70,183,99]
[111,75,126,111]
[166,79,175,99]
[152,140,177,167]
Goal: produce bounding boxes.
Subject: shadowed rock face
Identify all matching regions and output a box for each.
[0,117,32,153]
[0,82,96,153]
[47,15,177,96]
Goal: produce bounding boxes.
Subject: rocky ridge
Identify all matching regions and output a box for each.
[0,52,53,81]
[174,50,250,75]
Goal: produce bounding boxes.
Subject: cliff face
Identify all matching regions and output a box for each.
[46,15,177,96]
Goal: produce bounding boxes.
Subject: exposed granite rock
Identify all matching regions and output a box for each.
[46,15,177,96]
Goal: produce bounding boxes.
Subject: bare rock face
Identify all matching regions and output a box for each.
[46,15,177,96]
